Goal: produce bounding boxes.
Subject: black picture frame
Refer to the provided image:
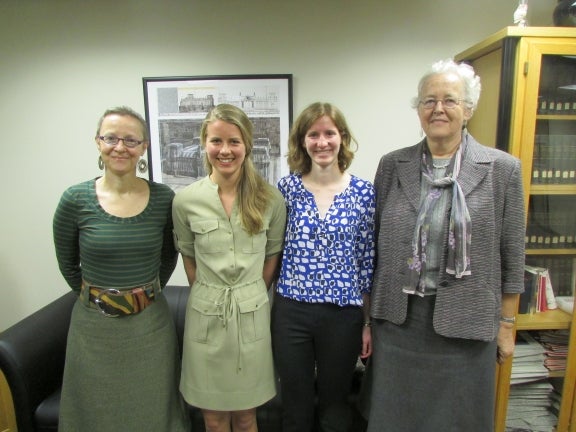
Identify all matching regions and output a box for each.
[142,74,293,191]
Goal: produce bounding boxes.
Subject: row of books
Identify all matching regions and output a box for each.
[526,194,576,250]
[525,257,574,298]
[531,135,576,184]
[526,210,576,250]
[520,266,558,314]
[537,53,576,116]
[537,98,576,115]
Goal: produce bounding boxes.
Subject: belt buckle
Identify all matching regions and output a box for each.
[94,288,123,317]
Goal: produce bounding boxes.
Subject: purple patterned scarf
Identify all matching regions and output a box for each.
[404,136,471,296]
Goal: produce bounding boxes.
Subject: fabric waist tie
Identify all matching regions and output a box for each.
[215,286,234,328]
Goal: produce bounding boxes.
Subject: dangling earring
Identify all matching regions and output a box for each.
[138,158,148,174]
[98,155,104,170]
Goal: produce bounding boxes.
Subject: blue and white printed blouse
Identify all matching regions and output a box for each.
[276,174,376,307]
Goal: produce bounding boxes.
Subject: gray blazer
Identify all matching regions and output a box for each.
[370,134,525,341]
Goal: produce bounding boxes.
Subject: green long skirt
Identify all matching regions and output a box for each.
[58,294,190,432]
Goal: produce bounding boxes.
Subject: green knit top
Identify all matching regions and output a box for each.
[53,178,178,291]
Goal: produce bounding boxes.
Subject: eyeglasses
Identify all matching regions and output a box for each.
[97,135,145,148]
[419,98,463,110]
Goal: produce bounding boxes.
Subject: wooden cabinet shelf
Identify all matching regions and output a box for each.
[526,248,576,255]
[517,309,572,331]
[531,184,576,195]
[456,26,576,432]
[538,115,576,121]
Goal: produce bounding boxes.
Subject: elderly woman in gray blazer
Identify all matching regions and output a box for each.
[362,59,525,432]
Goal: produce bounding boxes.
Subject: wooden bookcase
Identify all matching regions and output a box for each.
[0,368,16,432]
[455,27,576,432]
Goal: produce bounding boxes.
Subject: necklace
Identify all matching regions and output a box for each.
[432,159,450,169]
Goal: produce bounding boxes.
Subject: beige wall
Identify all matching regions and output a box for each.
[0,0,555,329]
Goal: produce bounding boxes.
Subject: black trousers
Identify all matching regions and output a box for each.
[271,294,363,432]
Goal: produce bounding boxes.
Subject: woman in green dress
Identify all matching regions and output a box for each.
[173,104,286,432]
[53,106,190,432]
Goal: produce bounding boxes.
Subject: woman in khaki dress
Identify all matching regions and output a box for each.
[172,104,286,432]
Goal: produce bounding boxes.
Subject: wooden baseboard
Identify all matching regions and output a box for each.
[0,368,16,432]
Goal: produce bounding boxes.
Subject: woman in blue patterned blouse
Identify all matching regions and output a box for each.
[272,102,376,432]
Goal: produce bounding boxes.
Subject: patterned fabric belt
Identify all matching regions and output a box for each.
[80,278,160,317]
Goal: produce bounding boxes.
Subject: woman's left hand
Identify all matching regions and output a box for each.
[496,322,515,364]
[360,326,372,359]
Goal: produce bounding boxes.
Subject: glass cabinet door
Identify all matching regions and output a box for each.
[526,54,576,287]
[526,55,576,264]
[515,50,576,432]
[533,55,576,187]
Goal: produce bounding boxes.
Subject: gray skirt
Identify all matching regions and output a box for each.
[58,294,190,432]
[360,295,496,432]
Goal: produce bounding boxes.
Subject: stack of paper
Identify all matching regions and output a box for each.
[506,384,558,432]
[506,332,557,431]
[536,330,570,373]
[510,331,548,385]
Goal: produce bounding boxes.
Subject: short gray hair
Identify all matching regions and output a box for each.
[411,58,481,111]
[95,106,149,141]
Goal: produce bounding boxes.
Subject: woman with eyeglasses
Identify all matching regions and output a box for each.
[53,106,190,431]
[359,59,525,431]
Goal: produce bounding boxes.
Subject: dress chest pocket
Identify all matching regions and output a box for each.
[241,224,268,253]
[190,219,226,253]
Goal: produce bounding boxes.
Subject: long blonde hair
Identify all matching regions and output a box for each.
[200,104,271,235]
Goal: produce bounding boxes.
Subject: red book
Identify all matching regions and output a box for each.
[538,274,548,312]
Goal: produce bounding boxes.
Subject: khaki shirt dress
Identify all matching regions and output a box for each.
[172,177,286,410]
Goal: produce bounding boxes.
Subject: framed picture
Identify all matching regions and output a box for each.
[142,74,293,192]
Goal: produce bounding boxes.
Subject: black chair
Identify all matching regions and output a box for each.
[0,285,367,432]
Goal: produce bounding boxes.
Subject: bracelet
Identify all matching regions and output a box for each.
[363,321,372,327]
[499,316,516,324]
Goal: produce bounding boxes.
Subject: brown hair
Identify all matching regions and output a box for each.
[287,102,356,174]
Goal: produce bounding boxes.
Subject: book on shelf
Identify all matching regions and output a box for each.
[519,266,558,314]
[520,268,538,314]
[525,256,575,298]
